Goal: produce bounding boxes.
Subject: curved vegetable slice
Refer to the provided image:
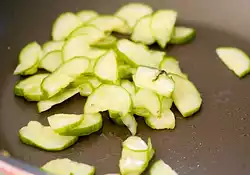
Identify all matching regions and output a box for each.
[84,84,132,117]
[79,82,94,96]
[170,74,202,117]
[115,3,153,29]
[42,158,95,175]
[133,66,175,97]
[151,10,177,48]
[161,97,173,109]
[121,113,137,135]
[76,10,99,23]
[131,15,155,45]
[39,51,63,72]
[42,57,89,98]
[109,110,124,125]
[121,80,136,96]
[118,64,136,79]
[42,41,64,58]
[94,50,119,83]
[14,42,41,75]
[19,121,78,151]
[123,136,148,151]
[170,27,196,44]
[91,35,117,49]
[71,75,102,89]
[216,47,250,77]
[52,12,82,41]
[48,114,83,134]
[150,160,178,175]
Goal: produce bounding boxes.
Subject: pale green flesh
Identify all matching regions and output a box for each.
[160,57,187,78]
[19,121,78,151]
[123,136,148,151]
[170,27,196,44]
[91,35,117,49]
[42,41,64,58]
[109,111,124,125]
[118,64,135,79]
[121,113,138,135]
[171,74,202,117]
[39,51,63,72]
[216,47,250,77]
[161,97,173,110]
[121,80,136,97]
[71,75,102,89]
[79,82,94,96]
[147,138,155,160]
[42,158,95,175]
[150,160,178,175]
[52,12,82,41]
[76,10,99,23]
[151,10,177,48]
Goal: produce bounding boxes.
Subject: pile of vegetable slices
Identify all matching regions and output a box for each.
[13,2,206,175]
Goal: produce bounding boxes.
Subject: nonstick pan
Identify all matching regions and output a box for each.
[1,0,250,174]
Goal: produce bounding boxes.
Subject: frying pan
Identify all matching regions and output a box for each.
[1,0,250,174]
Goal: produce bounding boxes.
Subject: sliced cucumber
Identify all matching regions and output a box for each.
[76,10,99,23]
[123,136,148,151]
[48,114,83,134]
[79,82,94,96]
[121,80,136,97]
[71,75,102,89]
[14,42,41,75]
[170,73,202,117]
[216,47,250,77]
[160,56,187,78]
[161,97,173,109]
[58,113,103,136]
[37,88,79,113]
[19,121,78,151]
[109,110,124,125]
[42,158,95,175]
[118,64,136,79]
[84,84,132,117]
[39,51,63,72]
[170,27,196,44]
[14,74,49,101]
[121,113,138,136]
[115,3,153,29]
[117,39,165,68]
[91,35,117,49]
[133,66,175,97]
[150,160,178,175]
[42,41,64,58]
[42,57,89,98]
[151,10,177,48]
[52,12,82,41]
[131,15,155,45]
[147,138,155,160]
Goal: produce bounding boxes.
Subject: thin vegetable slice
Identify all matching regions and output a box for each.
[39,51,63,72]
[151,10,177,48]
[216,47,250,77]
[161,97,173,109]
[109,110,124,125]
[121,80,136,97]
[133,66,175,97]
[76,10,99,23]
[170,73,202,117]
[71,75,102,89]
[42,57,89,98]
[121,113,138,135]
[150,160,178,175]
[170,27,196,44]
[123,136,148,151]
[115,3,153,29]
[91,35,117,49]
[84,84,132,117]
[14,42,41,75]
[48,114,83,134]
[118,64,136,79]
[42,158,95,175]
[79,82,94,96]
[19,121,78,151]
[52,12,82,41]
[42,41,64,58]
[147,138,155,160]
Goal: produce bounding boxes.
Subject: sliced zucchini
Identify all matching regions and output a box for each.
[170,27,196,44]
[161,97,173,109]
[58,113,103,136]
[14,42,41,75]
[91,35,117,49]
[52,12,82,41]
[216,47,250,77]
[131,15,155,45]
[118,64,136,79]
[109,110,124,125]
[42,158,95,175]
[71,75,102,89]
[39,51,63,72]
[94,50,119,83]
[115,3,153,29]
[160,56,187,78]
[133,66,175,97]
[76,10,99,23]
[121,113,138,135]
[37,88,79,113]
[42,41,64,58]
[84,84,132,117]
[147,138,155,160]
[14,74,49,101]
[170,73,202,117]
[79,82,94,96]
[123,136,148,151]
[121,80,136,97]
[19,121,78,151]
[151,10,177,48]
[42,57,89,98]
[48,114,83,134]
[117,39,165,68]
[150,160,178,175]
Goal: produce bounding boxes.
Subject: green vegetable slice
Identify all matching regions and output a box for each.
[39,51,63,72]
[170,73,202,117]
[121,80,136,97]
[151,10,177,48]
[91,35,117,49]
[118,64,136,79]
[19,121,78,151]
[150,160,178,175]
[76,10,99,23]
[42,158,95,175]
[42,57,90,98]
[109,110,124,125]
[216,47,250,77]
[42,41,64,58]
[79,82,94,96]
[52,12,82,41]
[84,84,132,117]
[115,3,153,29]
[147,138,155,160]
[133,66,175,97]
[14,42,41,75]
[161,97,173,109]
[123,136,148,151]
[71,75,102,89]
[170,27,196,44]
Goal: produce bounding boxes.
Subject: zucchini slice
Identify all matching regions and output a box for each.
[150,160,178,175]
[123,136,148,151]
[39,51,63,72]
[170,27,196,44]
[79,82,94,96]
[121,113,138,136]
[76,10,99,23]
[91,35,117,49]
[118,64,136,79]
[42,40,64,58]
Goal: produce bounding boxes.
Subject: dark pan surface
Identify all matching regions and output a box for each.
[1,0,250,174]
